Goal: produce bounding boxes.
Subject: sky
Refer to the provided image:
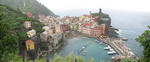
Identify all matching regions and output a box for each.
[37,0,150,16]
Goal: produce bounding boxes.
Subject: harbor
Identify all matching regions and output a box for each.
[102,37,138,61]
[46,30,137,62]
[48,37,115,62]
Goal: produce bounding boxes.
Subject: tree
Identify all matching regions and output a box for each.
[121,58,137,62]
[0,14,20,61]
[136,26,150,62]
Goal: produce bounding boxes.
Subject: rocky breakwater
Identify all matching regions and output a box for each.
[103,37,138,61]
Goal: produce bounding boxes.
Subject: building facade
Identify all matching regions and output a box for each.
[24,21,31,29]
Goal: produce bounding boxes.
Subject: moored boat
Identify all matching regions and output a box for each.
[107,51,116,55]
[104,46,111,50]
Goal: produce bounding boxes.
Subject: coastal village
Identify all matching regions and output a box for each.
[23,9,137,62]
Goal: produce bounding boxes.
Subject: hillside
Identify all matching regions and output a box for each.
[0,0,56,18]
[0,4,44,61]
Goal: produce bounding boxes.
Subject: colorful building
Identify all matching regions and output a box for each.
[90,24,105,37]
[81,27,91,35]
[40,31,49,41]
[27,12,32,18]
[78,23,82,32]
[24,21,31,29]
[80,23,105,37]
[55,24,61,33]
[26,40,35,51]
[51,33,63,47]
[48,29,53,35]
[27,29,36,38]
[42,26,50,31]
[60,24,70,32]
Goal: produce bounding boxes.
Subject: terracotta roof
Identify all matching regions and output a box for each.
[84,23,92,26]
[93,17,100,22]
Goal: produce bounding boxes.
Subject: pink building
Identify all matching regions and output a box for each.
[27,12,32,18]
[81,27,91,35]
[60,24,70,32]
[90,24,105,37]
[100,24,105,34]
[80,24,106,37]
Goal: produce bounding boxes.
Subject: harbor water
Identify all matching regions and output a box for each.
[47,37,116,62]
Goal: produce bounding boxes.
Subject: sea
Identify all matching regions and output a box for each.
[47,9,150,62]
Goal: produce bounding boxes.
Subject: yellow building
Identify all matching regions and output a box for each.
[55,24,61,33]
[26,40,35,51]
[78,23,82,32]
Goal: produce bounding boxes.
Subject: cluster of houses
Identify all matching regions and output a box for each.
[59,10,109,37]
[38,9,110,39]
[22,9,110,57]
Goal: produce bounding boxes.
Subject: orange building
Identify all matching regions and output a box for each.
[26,40,35,51]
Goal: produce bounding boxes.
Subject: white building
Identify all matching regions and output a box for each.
[42,26,50,31]
[24,21,31,29]
[27,29,36,38]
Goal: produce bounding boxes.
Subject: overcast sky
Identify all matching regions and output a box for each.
[37,0,149,12]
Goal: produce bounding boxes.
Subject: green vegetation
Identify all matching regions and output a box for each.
[0,0,56,18]
[0,12,22,62]
[97,19,105,25]
[49,53,94,62]
[0,5,44,62]
[92,13,109,18]
[121,58,137,62]
[136,26,150,62]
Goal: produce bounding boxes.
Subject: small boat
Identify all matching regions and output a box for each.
[122,38,128,41]
[107,51,116,55]
[80,46,86,51]
[109,48,114,51]
[104,46,111,50]
[111,56,115,59]
[81,50,87,56]
[82,50,87,53]
[82,46,86,49]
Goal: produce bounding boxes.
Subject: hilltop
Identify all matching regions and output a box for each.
[0,0,56,18]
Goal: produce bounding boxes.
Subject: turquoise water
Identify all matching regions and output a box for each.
[48,37,116,62]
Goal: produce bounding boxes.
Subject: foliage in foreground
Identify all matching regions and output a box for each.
[0,5,44,62]
[136,26,150,62]
[50,53,94,62]
[50,53,137,62]
[121,58,137,62]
